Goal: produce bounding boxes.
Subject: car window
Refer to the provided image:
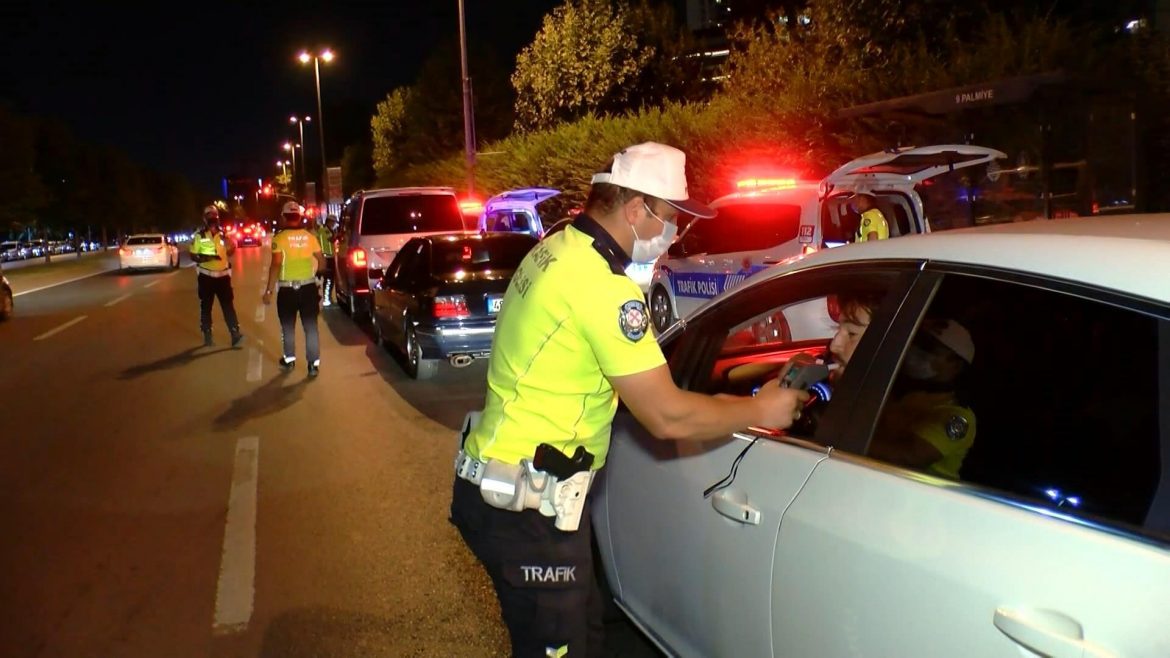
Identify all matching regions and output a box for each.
[484,210,534,234]
[432,236,536,274]
[359,195,465,235]
[692,271,905,442]
[867,273,1169,539]
[126,236,163,245]
[385,240,419,284]
[683,202,801,255]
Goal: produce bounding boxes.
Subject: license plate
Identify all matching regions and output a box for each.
[487,296,503,313]
[135,249,149,256]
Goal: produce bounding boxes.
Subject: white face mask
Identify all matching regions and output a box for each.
[630,202,677,263]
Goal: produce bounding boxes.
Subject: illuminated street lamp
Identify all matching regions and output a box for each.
[282,142,301,194]
[297,49,333,198]
[288,115,311,196]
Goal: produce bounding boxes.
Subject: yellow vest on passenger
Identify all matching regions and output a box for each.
[271,229,321,281]
[190,230,230,272]
[875,390,976,480]
[464,216,666,469]
[856,208,890,242]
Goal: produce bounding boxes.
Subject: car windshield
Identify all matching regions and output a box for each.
[360,195,465,235]
[126,236,163,245]
[432,235,535,274]
[685,202,802,255]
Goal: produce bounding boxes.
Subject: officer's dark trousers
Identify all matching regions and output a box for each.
[450,478,604,658]
[277,284,320,364]
[197,273,239,335]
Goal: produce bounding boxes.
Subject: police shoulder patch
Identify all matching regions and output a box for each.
[945,415,969,441]
[618,299,649,342]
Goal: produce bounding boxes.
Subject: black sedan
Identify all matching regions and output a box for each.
[371,232,537,379]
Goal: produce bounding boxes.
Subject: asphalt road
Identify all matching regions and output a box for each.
[0,246,660,657]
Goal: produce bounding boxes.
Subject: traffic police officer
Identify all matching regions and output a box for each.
[314,215,337,306]
[853,192,890,242]
[190,205,243,347]
[263,201,325,377]
[450,142,808,657]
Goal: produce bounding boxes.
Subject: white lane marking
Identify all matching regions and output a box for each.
[246,343,263,382]
[254,304,265,323]
[143,280,160,288]
[213,436,260,635]
[165,269,181,278]
[33,315,88,341]
[12,269,113,297]
[104,293,133,307]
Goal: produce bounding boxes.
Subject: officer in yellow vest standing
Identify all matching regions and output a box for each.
[190,205,243,347]
[449,142,809,657]
[853,192,890,242]
[314,215,337,307]
[263,201,325,377]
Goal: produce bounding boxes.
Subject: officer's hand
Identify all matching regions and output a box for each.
[754,380,809,430]
[262,291,273,306]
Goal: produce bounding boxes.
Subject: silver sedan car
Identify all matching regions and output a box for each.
[593,215,1170,657]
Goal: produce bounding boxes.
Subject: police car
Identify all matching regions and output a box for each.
[648,144,1006,333]
[482,187,657,295]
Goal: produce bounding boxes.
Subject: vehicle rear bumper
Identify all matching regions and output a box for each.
[416,322,495,358]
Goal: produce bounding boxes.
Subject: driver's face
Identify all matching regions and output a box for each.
[828,304,872,380]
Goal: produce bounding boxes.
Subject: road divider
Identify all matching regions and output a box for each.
[213,436,259,635]
[104,293,132,307]
[34,315,87,341]
[247,343,263,382]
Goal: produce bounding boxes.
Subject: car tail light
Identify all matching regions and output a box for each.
[433,295,470,319]
[120,247,131,256]
[350,247,367,268]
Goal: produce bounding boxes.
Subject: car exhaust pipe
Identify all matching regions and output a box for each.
[449,354,474,368]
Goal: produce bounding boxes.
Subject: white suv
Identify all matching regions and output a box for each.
[648,144,1006,333]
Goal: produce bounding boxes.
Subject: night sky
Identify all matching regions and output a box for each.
[1,1,562,196]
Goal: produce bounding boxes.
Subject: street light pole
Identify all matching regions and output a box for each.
[289,115,311,199]
[458,0,476,196]
[283,142,298,195]
[299,49,332,206]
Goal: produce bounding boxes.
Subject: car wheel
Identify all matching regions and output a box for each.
[402,322,438,380]
[348,291,361,321]
[650,285,674,334]
[372,315,387,348]
[0,289,12,321]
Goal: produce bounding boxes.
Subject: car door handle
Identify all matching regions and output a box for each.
[993,606,1115,658]
[711,490,761,525]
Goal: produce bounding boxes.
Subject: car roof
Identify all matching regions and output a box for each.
[360,186,457,199]
[420,231,537,243]
[710,183,820,209]
[757,214,1170,303]
[126,233,166,238]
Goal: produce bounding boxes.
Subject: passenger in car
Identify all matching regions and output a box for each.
[869,319,977,479]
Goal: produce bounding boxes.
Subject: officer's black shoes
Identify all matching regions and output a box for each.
[279,357,295,373]
[230,331,244,348]
[202,331,214,347]
[307,362,320,378]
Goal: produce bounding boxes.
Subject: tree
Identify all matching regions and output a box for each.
[371,87,413,180]
[340,141,374,195]
[0,107,47,237]
[511,0,656,131]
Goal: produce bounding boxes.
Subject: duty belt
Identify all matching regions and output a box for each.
[277,278,317,289]
[196,266,231,278]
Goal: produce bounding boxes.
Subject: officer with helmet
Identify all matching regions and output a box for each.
[314,215,337,306]
[449,142,809,656]
[263,201,326,377]
[190,205,243,347]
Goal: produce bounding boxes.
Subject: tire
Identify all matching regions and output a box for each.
[0,289,12,321]
[650,285,675,334]
[402,321,438,380]
[372,314,387,349]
